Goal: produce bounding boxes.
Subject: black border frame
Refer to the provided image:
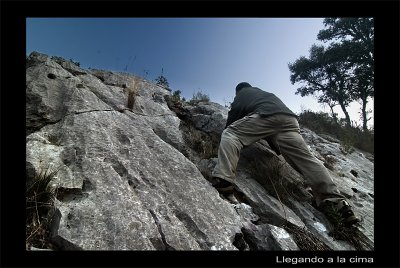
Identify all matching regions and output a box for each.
[1,1,399,267]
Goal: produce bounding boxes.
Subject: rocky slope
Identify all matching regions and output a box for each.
[26,52,374,251]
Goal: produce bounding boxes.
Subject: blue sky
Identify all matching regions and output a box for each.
[26,18,373,128]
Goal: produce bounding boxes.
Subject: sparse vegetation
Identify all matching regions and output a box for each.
[323,155,337,171]
[69,58,80,67]
[339,137,356,155]
[171,90,183,104]
[298,109,373,154]
[155,68,169,88]
[181,122,219,159]
[26,166,60,250]
[165,91,217,160]
[127,81,139,109]
[283,222,331,251]
[250,157,297,202]
[188,89,210,105]
[250,157,292,222]
[317,202,372,250]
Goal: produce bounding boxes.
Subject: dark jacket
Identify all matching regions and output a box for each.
[225,86,297,128]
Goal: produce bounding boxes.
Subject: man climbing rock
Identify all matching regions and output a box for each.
[212,82,359,226]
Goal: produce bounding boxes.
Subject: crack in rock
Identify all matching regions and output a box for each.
[149,209,176,251]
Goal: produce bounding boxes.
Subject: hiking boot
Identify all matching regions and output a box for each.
[213,178,248,204]
[320,200,360,226]
[336,200,360,226]
[224,193,240,204]
[213,178,234,194]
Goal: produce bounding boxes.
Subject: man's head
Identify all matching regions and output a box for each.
[235,82,252,93]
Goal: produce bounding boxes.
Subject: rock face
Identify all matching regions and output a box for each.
[26,52,374,251]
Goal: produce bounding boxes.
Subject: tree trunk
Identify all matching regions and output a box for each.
[329,104,338,123]
[338,101,352,126]
[361,97,368,132]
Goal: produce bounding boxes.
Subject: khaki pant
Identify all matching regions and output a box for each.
[212,113,344,206]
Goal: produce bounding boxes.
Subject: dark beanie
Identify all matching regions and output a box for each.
[236,82,252,92]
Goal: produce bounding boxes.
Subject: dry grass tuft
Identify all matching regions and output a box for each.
[127,79,140,109]
[283,222,331,251]
[250,157,290,201]
[181,122,219,159]
[26,166,60,250]
[318,203,373,250]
